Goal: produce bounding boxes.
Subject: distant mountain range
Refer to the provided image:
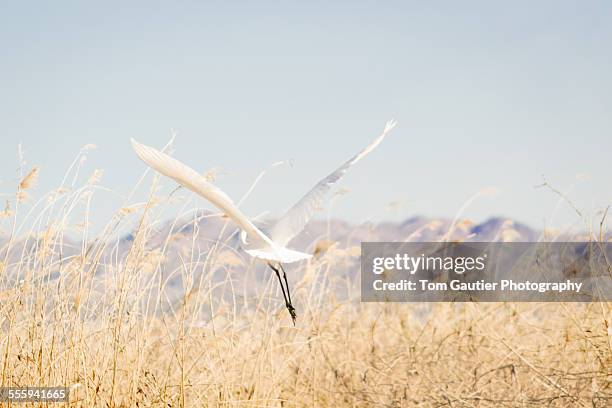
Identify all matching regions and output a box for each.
[0,214,561,279]
[122,214,543,253]
[4,214,606,308]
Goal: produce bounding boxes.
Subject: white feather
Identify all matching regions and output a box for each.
[131,138,272,248]
[269,119,397,246]
[130,119,395,264]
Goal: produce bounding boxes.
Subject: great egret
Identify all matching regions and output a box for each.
[131,120,396,323]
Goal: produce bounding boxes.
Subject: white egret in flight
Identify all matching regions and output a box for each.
[131,120,396,323]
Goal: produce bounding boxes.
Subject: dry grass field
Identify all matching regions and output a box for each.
[1,161,610,407]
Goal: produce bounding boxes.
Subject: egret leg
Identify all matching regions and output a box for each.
[279,263,293,308]
[268,263,297,324]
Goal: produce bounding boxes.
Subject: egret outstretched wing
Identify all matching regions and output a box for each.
[131,138,273,247]
[269,120,397,246]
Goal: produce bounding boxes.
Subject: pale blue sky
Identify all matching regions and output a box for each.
[1,1,610,231]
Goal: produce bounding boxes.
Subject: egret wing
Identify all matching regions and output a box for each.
[131,138,272,247]
[269,120,397,246]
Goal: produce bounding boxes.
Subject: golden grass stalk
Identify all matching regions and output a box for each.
[0,152,610,407]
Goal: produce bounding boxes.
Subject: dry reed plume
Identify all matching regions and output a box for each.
[0,151,610,407]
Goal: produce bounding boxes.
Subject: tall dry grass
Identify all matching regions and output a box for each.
[0,149,610,407]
